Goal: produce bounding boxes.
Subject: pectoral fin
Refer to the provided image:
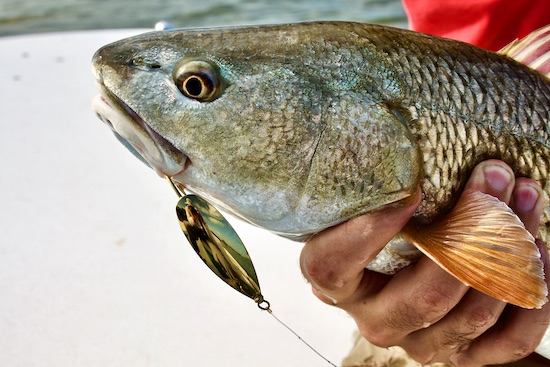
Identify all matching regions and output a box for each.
[403,190,547,309]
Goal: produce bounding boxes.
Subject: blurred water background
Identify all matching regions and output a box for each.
[0,0,407,36]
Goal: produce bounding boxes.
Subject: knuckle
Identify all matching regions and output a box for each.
[407,350,435,366]
[510,338,539,360]
[415,283,455,316]
[464,305,499,331]
[450,337,540,367]
[356,323,397,348]
[403,347,437,365]
[302,252,342,292]
[386,284,455,330]
[386,300,426,330]
[440,331,473,350]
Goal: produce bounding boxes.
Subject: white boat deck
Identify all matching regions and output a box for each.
[0,30,355,366]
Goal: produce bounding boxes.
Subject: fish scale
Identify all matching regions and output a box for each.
[389,37,550,230]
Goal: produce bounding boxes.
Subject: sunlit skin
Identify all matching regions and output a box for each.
[301,160,550,366]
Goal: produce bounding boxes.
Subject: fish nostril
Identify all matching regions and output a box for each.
[131,57,162,69]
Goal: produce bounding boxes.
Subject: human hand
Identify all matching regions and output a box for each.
[300,160,550,366]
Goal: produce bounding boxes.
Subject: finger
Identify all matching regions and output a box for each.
[400,289,505,364]
[451,240,550,366]
[300,189,421,304]
[510,178,545,235]
[463,159,515,202]
[348,258,469,348]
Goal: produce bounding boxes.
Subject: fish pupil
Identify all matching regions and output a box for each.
[184,76,204,97]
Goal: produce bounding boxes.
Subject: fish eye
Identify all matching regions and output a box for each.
[173,59,222,102]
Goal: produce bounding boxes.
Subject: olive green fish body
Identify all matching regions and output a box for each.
[371,25,550,232]
[92,22,550,242]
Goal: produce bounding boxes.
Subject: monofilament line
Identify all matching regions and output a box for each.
[265,308,337,366]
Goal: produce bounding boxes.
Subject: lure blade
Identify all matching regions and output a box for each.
[176,194,263,302]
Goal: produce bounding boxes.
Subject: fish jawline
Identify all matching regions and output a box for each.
[93,84,188,178]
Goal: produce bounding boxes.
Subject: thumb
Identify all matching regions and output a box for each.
[300,189,421,304]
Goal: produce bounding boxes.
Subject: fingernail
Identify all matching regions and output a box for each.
[311,286,338,305]
[513,184,539,212]
[483,164,512,191]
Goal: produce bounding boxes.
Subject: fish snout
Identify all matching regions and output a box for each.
[91,90,188,178]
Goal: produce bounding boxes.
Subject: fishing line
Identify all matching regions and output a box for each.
[258,300,338,366]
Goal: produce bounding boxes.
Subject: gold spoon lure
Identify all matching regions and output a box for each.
[165,176,336,366]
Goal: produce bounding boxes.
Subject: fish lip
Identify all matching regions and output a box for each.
[92,83,189,177]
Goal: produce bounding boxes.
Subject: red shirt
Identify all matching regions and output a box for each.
[402,0,550,51]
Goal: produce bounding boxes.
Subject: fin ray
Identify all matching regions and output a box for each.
[499,24,550,78]
[403,191,547,309]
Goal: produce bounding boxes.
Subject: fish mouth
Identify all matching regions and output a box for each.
[92,84,188,177]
